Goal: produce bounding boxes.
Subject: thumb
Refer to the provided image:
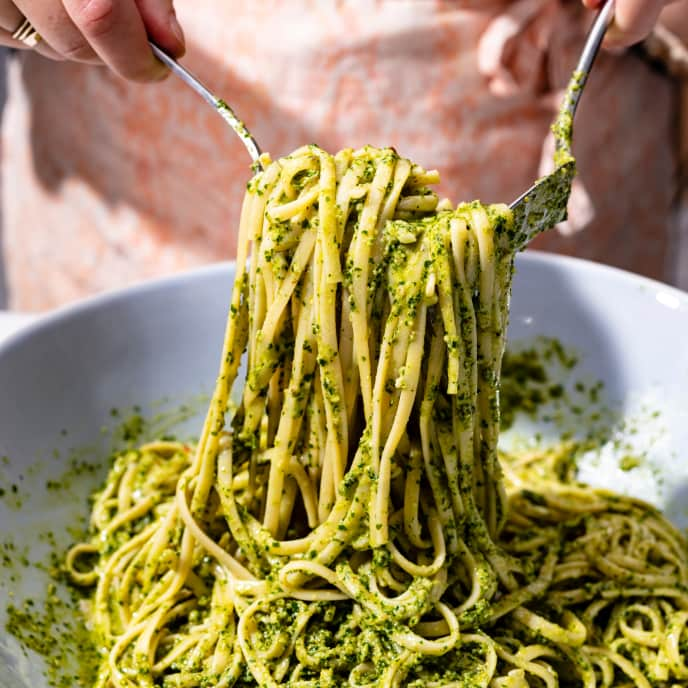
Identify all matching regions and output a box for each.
[136,0,185,57]
[606,0,665,46]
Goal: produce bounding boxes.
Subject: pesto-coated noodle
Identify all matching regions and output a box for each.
[67,145,688,687]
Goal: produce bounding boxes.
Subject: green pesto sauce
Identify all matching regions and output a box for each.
[619,454,642,471]
[499,336,620,458]
[500,338,657,484]
[500,337,581,432]
[216,99,250,138]
[2,351,660,687]
[509,71,582,249]
[1,403,205,687]
[6,584,100,688]
[509,160,575,248]
[552,69,584,169]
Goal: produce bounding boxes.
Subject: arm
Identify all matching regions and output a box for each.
[0,0,185,82]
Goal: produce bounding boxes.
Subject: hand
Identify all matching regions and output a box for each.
[0,0,185,82]
[583,0,677,46]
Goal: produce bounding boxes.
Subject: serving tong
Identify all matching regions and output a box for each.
[508,0,615,246]
[149,0,614,246]
[149,43,263,166]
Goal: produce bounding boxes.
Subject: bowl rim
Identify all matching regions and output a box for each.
[1,251,686,357]
[0,261,236,356]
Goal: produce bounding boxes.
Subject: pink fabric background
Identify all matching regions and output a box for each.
[0,0,678,311]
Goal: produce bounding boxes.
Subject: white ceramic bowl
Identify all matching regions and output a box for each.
[1,253,687,687]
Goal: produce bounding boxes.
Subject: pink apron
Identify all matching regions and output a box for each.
[1,0,677,310]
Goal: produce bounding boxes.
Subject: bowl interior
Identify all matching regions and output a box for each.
[1,253,687,687]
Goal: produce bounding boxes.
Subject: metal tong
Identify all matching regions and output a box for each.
[508,0,615,246]
[150,0,615,244]
[149,42,263,167]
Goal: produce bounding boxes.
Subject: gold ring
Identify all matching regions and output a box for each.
[12,17,41,48]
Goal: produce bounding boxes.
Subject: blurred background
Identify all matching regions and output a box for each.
[0,1,686,313]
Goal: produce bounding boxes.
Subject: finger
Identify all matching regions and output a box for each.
[0,30,64,60]
[0,0,24,32]
[0,2,65,61]
[583,0,676,11]
[606,0,666,46]
[61,0,168,82]
[135,0,184,57]
[13,0,100,63]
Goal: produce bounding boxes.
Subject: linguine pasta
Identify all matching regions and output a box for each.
[67,145,688,687]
